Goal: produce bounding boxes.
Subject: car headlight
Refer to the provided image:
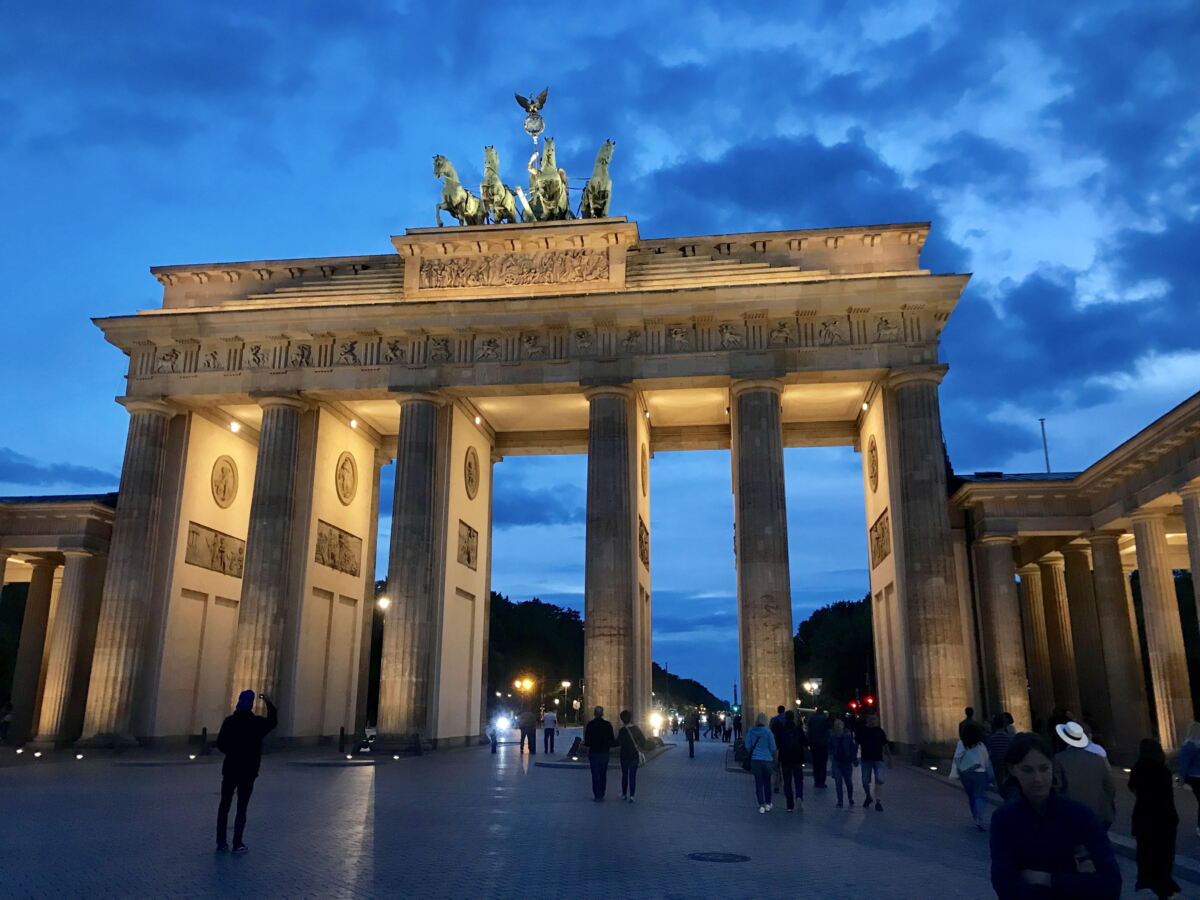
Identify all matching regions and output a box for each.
[495,716,511,732]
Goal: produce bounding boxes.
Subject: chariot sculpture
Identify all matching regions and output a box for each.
[431,89,617,226]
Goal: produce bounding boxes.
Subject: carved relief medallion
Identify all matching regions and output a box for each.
[464,446,480,500]
[211,455,238,508]
[867,435,879,494]
[335,451,357,506]
[640,444,648,497]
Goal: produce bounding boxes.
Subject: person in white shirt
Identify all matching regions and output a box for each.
[952,720,994,831]
[542,709,559,755]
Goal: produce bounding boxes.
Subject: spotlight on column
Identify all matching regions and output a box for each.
[32,751,42,758]
[189,754,197,760]
[346,754,353,760]
[644,410,650,419]
[350,419,358,429]
[15,748,23,754]
[861,401,869,411]
[229,421,241,433]
[474,415,482,425]
[76,754,84,760]
[393,754,399,760]
[377,596,390,610]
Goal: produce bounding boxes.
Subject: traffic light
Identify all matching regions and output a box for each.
[848,700,859,711]
[864,695,875,706]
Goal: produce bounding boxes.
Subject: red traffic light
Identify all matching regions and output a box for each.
[849,701,859,710]
[864,695,875,706]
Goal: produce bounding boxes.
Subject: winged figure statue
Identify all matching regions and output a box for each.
[514,88,549,114]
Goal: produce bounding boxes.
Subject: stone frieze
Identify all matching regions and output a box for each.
[418,249,610,290]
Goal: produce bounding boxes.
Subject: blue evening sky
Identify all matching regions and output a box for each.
[2,2,1197,696]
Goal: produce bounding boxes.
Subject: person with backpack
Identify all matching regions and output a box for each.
[616,710,648,803]
[744,712,778,813]
[828,717,858,808]
[777,709,808,812]
[215,690,278,853]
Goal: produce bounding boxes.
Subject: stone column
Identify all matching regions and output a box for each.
[1121,560,1145,671]
[80,399,175,744]
[974,536,1031,730]
[1131,509,1193,749]
[1182,481,1200,625]
[9,561,58,745]
[32,551,101,746]
[378,396,445,740]
[1088,531,1152,758]
[1017,564,1055,727]
[888,368,968,749]
[231,395,308,702]
[1061,544,1111,739]
[1038,553,1082,715]
[730,380,796,722]
[582,386,638,720]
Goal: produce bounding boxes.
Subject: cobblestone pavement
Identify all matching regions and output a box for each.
[0,731,1168,899]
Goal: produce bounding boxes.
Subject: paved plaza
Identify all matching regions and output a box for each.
[3,730,1186,899]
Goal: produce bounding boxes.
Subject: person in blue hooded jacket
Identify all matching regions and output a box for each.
[215,689,278,853]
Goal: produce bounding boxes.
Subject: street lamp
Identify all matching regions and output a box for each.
[377,596,390,610]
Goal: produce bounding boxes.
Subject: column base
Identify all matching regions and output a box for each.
[74,732,141,749]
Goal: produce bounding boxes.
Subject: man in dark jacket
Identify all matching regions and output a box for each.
[583,706,615,800]
[684,709,700,758]
[806,709,831,788]
[778,710,808,811]
[216,690,278,852]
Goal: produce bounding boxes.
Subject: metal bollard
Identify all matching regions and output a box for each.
[201,727,209,754]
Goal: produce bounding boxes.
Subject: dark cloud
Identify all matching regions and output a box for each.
[493,482,584,528]
[918,131,1034,203]
[0,448,117,489]
[653,608,738,635]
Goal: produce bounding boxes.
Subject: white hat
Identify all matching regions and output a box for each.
[1056,721,1088,748]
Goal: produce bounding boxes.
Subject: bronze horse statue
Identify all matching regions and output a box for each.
[480,146,520,225]
[434,154,487,226]
[579,139,615,218]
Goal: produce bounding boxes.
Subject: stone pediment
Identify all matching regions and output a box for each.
[391,218,639,300]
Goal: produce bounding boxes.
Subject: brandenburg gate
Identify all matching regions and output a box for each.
[49,214,967,753]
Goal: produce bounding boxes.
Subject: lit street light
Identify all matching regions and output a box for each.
[377,596,391,610]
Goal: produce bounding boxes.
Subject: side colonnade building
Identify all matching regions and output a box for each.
[952,393,1200,758]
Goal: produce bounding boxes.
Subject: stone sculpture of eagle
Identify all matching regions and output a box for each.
[514,88,549,114]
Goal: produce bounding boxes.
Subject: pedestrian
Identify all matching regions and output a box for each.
[828,717,858,808]
[583,706,615,801]
[723,717,732,742]
[542,707,559,754]
[215,690,278,853]
[986,714,1015,799]
[744,712,777,813]
[1047,707,1072,753]
[1003,712,1016,735]
[1054,721,1116,830]
[1127,738,1180,899]
[1176,720,1200,837]
[1081,724,1107,759]
[616,710,647,803]
[684,708,700,758]
[959,706,976,743]
[518,709,537,755]
[671,715,679,736]
[858,712,890,812]
[807,708,831,789]
[777,710,807,812]
[732,712,743,741]
[953,719,994,830]
[990,732,1121,898]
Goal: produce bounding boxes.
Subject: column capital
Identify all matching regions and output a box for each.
[1178,480,1200,501]
[583,384,634,401]
[1131,507,1170,524]
[118,397,177,417]
[490,449,504,465]
[252,393,308,412]
[887,365,948,390]
[729,378,783,399]
[1038,551,1065,569]
[1016,563,1041,577]
[60,548,96,560]
[392,391,450,408]
[1086,530,1125,546]
[976,534,1016,547]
